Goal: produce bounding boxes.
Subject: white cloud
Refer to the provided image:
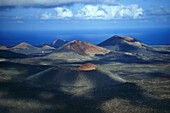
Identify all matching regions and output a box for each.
[37,4,143,20]
[39,7,73,20]
[118,4,143,19]
[40,12,52,20]
[76,5,107,19]
[0,0,117,7]
[54,7,73,18]
[76,4,143,19]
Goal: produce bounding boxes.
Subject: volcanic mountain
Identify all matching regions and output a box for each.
[98,35,153,53]
[13,42,38,49]
[27,65,125,95]
[49,39,69,48]
[10,42,45,55]
[47,40,110,59]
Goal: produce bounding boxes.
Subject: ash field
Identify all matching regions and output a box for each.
[0,35,170,113]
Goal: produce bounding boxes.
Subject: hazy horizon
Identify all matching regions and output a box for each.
[0,27,170,46]
[0,0,170,45]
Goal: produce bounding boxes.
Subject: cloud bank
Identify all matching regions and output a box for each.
[54,7,73,18]
[0,0,144,20]
[76,4,143,19]
[39,4,143,20]
[0,0,117,7]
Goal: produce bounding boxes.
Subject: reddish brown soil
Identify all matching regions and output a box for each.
[76,63,99,71]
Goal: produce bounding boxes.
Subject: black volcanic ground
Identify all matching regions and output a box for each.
[0,35,170,113]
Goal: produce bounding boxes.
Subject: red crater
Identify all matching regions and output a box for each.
[76,63,99,71]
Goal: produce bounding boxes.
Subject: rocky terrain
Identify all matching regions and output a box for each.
[0,35,170,113]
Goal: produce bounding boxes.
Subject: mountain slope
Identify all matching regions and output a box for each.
[0,61,49,80]
[47,40,110,59]
[0,50,28,59]
[27,65,125,95]
[49,39,69,48]
[98,35,153,53]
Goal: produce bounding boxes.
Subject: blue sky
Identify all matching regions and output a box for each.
[0,0,170,31]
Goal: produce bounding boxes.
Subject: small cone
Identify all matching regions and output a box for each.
[76,63,99,71]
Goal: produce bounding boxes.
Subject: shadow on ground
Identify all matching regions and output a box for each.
[0,62,51,79]
[0,80,169,113]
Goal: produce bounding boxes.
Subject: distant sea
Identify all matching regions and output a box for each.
[0,28,170,45]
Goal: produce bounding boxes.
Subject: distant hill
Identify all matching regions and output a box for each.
[10,42,47,55]
[46,40,110,59]
[0,46,8,50]
[13,42,38,49]
[49,39,69,48]
[98,35,153,54]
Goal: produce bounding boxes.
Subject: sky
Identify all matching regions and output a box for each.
[0,0,170,31]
